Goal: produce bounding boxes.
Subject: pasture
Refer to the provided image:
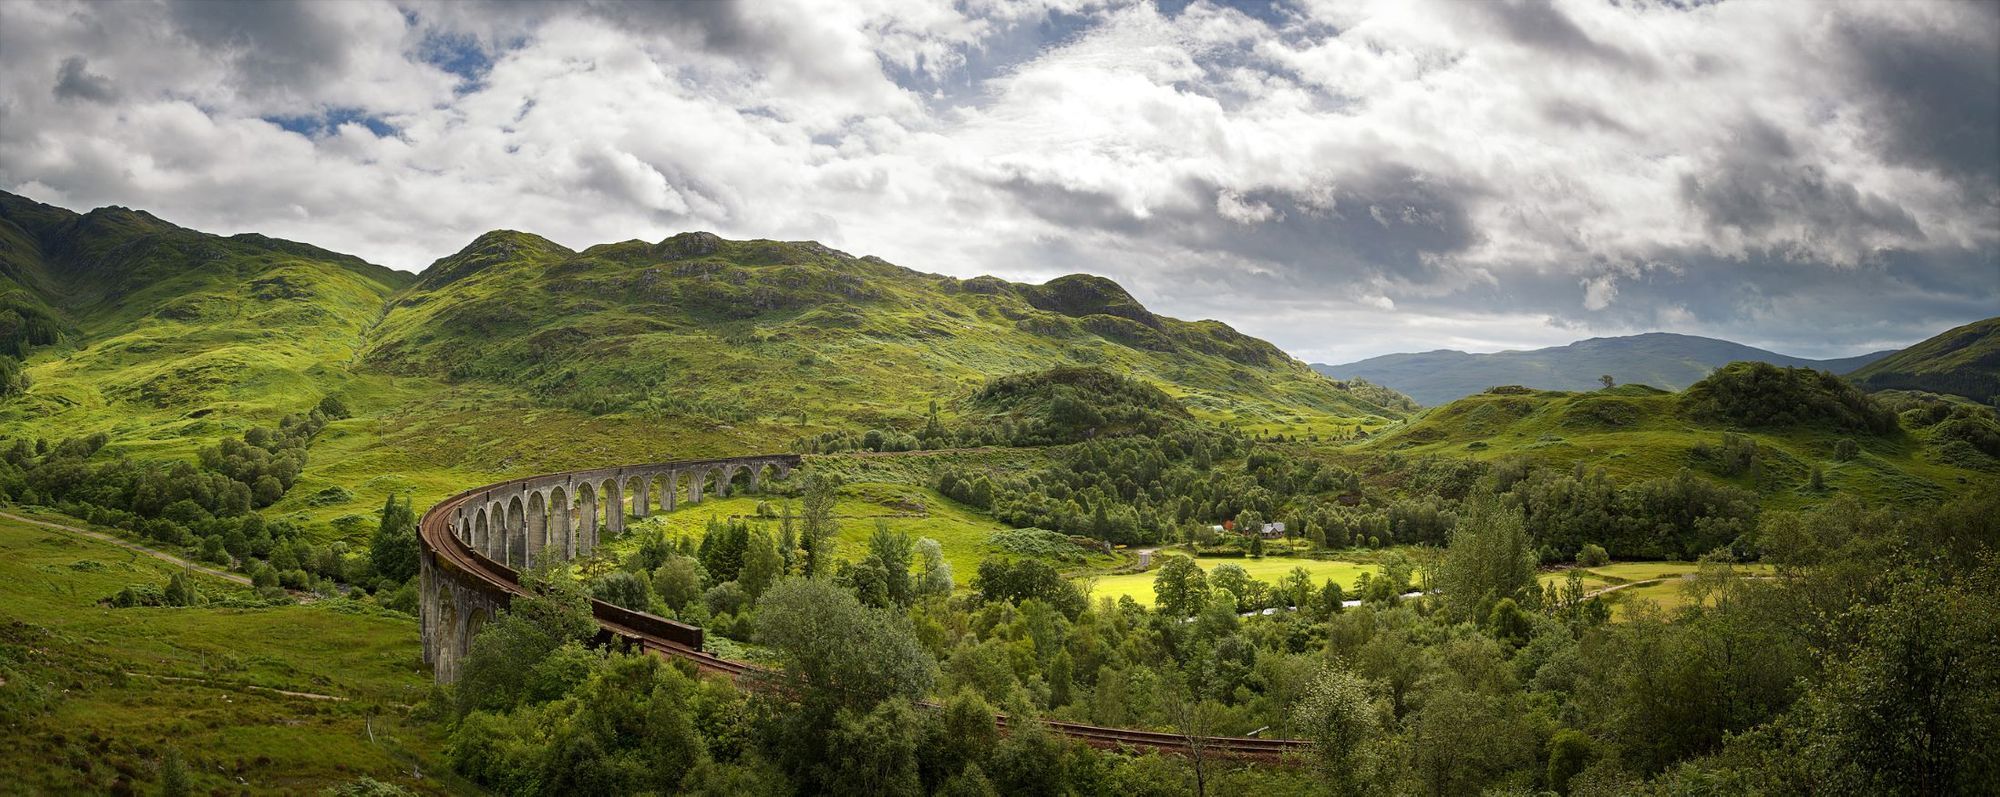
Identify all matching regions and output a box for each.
[1085,555,1379,606]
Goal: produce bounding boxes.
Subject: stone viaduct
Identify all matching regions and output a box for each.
[418,454,799,683]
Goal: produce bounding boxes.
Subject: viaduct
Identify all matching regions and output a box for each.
[417,453,1307,759]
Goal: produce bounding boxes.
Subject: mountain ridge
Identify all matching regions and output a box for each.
[1849,317,2000,404]
[1313,331,1896,406]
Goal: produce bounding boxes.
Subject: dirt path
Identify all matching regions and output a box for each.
[0,508,253,587]
[1581,573,1775,599]
[126,672,348,702]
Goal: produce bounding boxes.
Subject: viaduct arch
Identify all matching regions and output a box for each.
[419,454,798,683]
[416,452,1305,759]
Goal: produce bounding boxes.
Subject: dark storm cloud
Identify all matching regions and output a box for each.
[1475,0,1655,75]
[988,164,1480,288]
[1839,7,2000,193]
[1679,118,1921,241]
[1538,97,1631,135]
[166,0,355,99]
[52,55,115,103]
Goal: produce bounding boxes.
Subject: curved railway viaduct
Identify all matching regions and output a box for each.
[418,454,1307,760]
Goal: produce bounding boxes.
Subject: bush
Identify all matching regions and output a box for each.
[1576,544,1610,568]
[704,581,749,617]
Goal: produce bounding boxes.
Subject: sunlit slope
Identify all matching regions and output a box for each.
[1850,316,2000,404]
[366,230,1412,435]
[1363,364,1992,509]
[0,192,411,460]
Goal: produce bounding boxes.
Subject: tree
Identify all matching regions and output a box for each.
[1437,496,1538,621]
[754,578,936,712]
[1576,543,1610,568]
[455,562,598,715]
[1153,555,1209,617]
[755,578,937,789]
[924,689,998,790]
[651,555,706,612]
[1292,666,1389,797]
[534,652,708,795]
[163,570,201,607]
[1208,563,1251,609]
[1279,566,1314,610]
[867,520,915,606]
[1600,374,1616,389]
[1794,573,2000,794]
[1546,729,1597,795]
[823,699,924,797]
[159,745,194,797]
[800,474,841,577]
[739,529,784,600]
[915,537,954,597]
[369,494,420,584]
[973,558,1085,618]
[591,571,653,612]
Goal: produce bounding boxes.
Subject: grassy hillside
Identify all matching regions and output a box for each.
[1314,332,1892,406]
[1363,363,1992,509]
[0,512,448,793]
[366,230,1409,438]
[0,191,411,463]
[1849,316,2000,404]
[0,193,1412,552]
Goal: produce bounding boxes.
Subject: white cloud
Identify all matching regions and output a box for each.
[0,0,1992,363]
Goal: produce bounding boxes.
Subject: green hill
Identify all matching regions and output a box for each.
[0,191,411,461]
[1314,332,1893,406]
[0,194,1411,540]
[1849,317,2000,405]
[1364,362,1992,508]
[365,229,1408,437]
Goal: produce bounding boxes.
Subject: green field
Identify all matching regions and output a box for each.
[1085,555,1379,606]
[0,512,449,794]
[605,481,1106,582]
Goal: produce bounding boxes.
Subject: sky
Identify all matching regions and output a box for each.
[1,0,1995,363]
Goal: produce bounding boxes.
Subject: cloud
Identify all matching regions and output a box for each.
[52,55,115,103]
[0,0,1991,364]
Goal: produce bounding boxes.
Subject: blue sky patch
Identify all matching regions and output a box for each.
[265,108,398,139]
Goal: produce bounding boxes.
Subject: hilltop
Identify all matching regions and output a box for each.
[0,191,410,461]
[1313,332,1891,406]
[1360,362,1994,509]
[1849,316,2000,405]
[366,229,1410,436]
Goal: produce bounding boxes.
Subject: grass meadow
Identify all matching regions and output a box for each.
[0,513,451,794]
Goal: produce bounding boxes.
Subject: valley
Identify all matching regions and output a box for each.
[2,192,1996,794]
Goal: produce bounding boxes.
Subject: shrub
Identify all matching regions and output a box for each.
[1576,543,1610,568]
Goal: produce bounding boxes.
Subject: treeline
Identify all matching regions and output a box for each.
[930,423,1759,560]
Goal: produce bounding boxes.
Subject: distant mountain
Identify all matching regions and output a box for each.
[1311,332,1894,406]
[1849,317,2000,405]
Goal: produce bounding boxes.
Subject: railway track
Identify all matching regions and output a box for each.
[420,470,1309,762]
